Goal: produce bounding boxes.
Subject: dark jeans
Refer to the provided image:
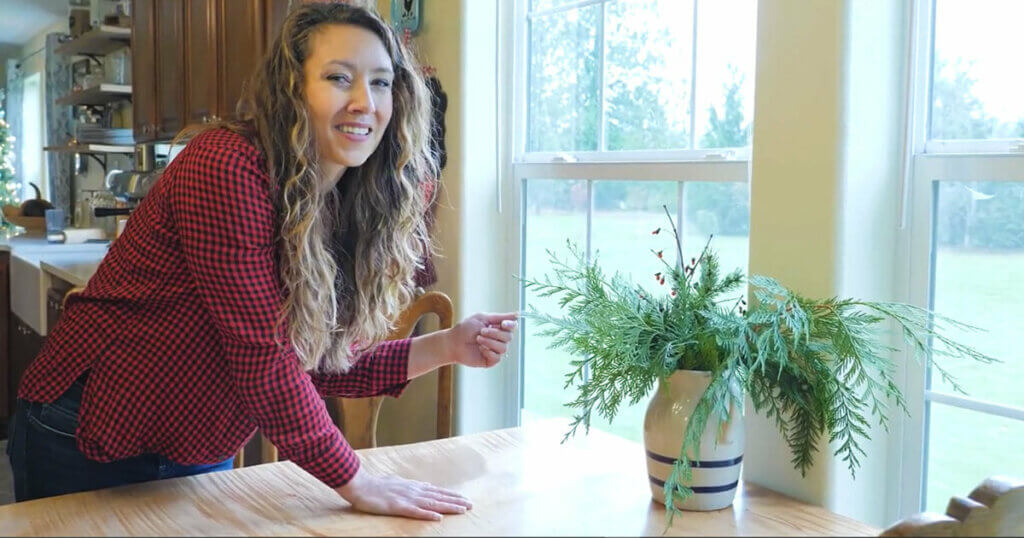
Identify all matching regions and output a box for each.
[6,375,233,502]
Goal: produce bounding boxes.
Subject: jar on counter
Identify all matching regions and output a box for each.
[89,191,120,238]
[74,189,98,229]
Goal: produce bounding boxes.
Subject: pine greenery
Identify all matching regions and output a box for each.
[521,206,997,525]
[0,89,21,236]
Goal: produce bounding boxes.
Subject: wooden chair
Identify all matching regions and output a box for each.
[880,476,1023,537]
[235,291,455,468]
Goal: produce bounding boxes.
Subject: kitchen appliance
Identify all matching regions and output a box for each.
[105,144,161,202]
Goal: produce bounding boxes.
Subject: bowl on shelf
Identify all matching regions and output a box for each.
[2,205,46,231]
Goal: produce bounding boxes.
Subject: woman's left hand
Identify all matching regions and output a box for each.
[447,312,518,368]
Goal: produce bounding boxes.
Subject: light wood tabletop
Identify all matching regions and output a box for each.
[0,420,879,536]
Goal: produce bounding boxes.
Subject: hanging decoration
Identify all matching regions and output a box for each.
[390,0,422,34]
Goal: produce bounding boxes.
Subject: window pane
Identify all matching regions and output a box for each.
[530,0,580,12]
[527,7,600,152]
[587,180,680,441]
[604,0,692,151]
[931,181,1024,409]
[522,179,588,424]
[930,0,1024,140]
[924,404,1024,512]
[694,0,756,149]
[682,182,749,278]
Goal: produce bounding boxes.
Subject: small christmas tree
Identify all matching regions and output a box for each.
[0,89,21,236]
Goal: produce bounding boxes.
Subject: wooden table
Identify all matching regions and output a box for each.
[0,420,879,536]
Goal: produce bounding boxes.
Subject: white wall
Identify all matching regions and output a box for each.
[373,0,515,444]
[0,44,20,83]
[745,0,908,527]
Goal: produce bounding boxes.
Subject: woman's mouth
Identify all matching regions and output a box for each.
[336,124,372,141]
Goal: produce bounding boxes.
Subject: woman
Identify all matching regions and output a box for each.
[7,3,516,522]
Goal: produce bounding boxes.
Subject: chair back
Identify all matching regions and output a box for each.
[238,291,455,467]
[880,476,1023,537]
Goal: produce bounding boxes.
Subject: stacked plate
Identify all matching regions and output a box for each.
[74,125,135,145]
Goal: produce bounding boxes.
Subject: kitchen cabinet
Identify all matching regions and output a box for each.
[154,0,187,140]
[132,0,292,142]
[130,0,157,142]
[0,252,8,437]
[8,314,43,426]
[265,0,290,47]
[185,0,218,125]
[216,0,266,120]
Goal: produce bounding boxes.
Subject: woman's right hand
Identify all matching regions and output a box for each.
[335,467,473,521]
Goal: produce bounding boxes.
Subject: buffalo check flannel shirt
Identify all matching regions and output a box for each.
[18,128,412,488]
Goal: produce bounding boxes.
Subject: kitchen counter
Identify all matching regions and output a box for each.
[39,257,104,288]
[0,233,110,253]
[2,233,110,335]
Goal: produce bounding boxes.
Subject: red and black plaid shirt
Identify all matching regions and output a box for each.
[19,129,411,488]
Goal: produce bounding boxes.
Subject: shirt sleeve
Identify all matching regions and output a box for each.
[170,132,359,488]
[308,338,413,399]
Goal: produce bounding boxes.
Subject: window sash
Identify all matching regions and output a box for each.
[899,0,1024,516]
[515,176,748,426]
[513,160,749,182]
[518,0,749,159]
[900,151,1024,516]
[909,0,1024,153]
[511,0,755,428]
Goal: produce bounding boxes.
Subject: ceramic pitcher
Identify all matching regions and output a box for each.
[643,369,743,511]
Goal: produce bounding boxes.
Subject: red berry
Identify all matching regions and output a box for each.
[656,250,664,259]
[652,228,661,235]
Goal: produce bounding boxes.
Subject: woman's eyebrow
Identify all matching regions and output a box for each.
[326,59,393,75]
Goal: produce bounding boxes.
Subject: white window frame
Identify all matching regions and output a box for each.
[896,0,1024,517]
[508,0,753,425]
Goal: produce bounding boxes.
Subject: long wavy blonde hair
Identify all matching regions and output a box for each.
[179,3,436,373]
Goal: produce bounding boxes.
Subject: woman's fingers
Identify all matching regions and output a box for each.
[427,492,473,510]
[480,326,512,343]
[400,504,443,521]
[424,485,473,508]
[418,497,468,514]
[477,345,502,366]
[476,335,508,354]
[481,312,519,326]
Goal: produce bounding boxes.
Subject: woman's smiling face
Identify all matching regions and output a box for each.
[303,23,395,183]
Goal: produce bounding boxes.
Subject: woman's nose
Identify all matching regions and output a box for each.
[347,81,376,115]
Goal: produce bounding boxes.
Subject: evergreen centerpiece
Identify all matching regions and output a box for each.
[522,206,996,523]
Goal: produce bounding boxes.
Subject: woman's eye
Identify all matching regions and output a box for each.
[372,79,392,89]
[328,74,352,84]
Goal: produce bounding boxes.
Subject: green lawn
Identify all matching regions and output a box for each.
[520,211,1023,513]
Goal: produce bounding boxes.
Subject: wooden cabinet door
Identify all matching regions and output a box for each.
[264,0,291,47]
[217,0,266,120]
[131,0,158,142]
[0,252,8,432]
[185,0,219,126]
[8,315,42,424]
[154,0,186,140]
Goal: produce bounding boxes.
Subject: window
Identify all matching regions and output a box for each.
[513,0,758,441]
[901,0,1024,516]
[19,71,43,201]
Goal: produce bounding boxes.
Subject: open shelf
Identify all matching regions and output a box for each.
[55,25,131,56]
[56,83,132,106]
[44,144,134,154]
